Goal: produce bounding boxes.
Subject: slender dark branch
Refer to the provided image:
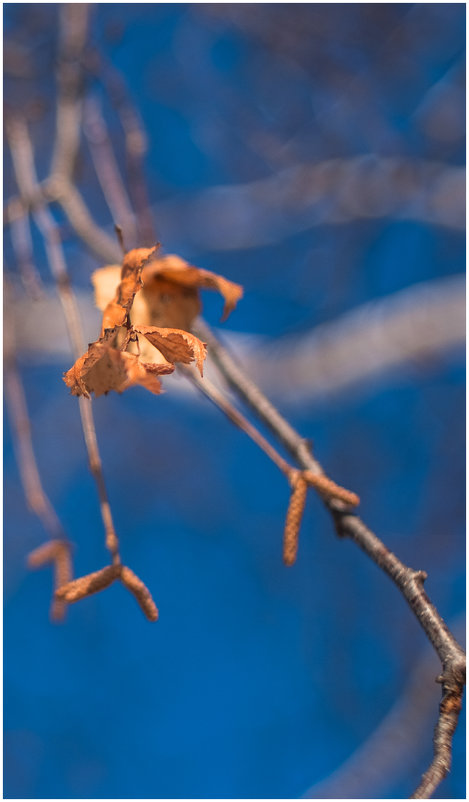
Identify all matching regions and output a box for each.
[180,364,292,475]
[193,317,466,799]
[181,364,359,506]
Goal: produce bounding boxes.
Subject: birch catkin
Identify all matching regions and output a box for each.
[28,539,63,568]
[302,471,360,507]
[55,564,119,603]
[120,565,159,621]
[283,473,308,566]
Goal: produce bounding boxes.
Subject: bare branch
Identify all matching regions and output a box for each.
[182,364,358,505]
[46,177,121,263]
[83,95,137,247]
[194,317,466,798]
[239,275,465,406]
[4,348,66,544]
[7,115,121,565]
[51,3,90,182]
[148,156,465,252]
[8,201,44,299]
[4,282,72,621]
[85,50,156,244]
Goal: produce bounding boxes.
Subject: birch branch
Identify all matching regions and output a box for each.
[194,318,466,798]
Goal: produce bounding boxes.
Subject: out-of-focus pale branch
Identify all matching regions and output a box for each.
[304,617,466,799]
[151,156,465,251]
[13,276,464,408]
[242,274,465,405]
[83,95,138,248]
[5,155,464,255]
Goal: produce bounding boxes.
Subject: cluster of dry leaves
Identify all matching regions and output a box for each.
[64,245,243,398]
[31,246,359,621]
[32,247,243,620]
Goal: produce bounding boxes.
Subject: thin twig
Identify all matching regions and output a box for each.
[86,52,156,244]
[193,317,466,799]
[51,3,90,183]
[4,352,67,544]
[7,115,121,564]
[181,364,359,506]
[4,285,72,621]
[83,94,137,247]
[8,202,44,299]
[180,364,292,475]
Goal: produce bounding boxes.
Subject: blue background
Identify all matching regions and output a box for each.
[4,4,466,799]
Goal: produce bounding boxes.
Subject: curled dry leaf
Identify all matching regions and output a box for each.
[92,251,243,332]
[64,340,174,398]
[142,254,243,323]
[134,325,207,377]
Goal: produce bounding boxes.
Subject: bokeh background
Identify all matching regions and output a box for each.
[4,3,465,799]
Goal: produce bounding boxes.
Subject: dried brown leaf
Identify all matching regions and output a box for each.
[120,565,158,621]
[92,252,242,332]
[134,325,207,376]
[63,341,174,398]
[142,254,243,323]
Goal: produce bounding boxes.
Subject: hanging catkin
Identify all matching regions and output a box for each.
[283,473,308,566]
